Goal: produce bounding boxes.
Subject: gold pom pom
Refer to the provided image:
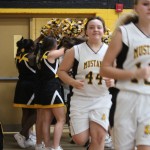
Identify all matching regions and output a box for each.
[40,18,87,44]
[102,28,112,44]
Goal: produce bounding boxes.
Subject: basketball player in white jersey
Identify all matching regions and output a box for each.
[101,0,150,149]
[58,16,114,150]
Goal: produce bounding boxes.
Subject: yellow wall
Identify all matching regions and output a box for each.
[0,18,30,130]
[0,8,132,33]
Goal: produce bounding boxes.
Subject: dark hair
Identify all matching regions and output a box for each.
[42,36,57,52]
[84,16,106,33]
[35,36,57,70]
[23,39,34,51]
[16,37,24,49]
[16,37,34,56]
[16,37,23,56]
[58,37,85,50]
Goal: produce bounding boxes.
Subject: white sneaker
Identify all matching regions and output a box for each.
[29,131,36,141]
[25,138,36,147]
[51,146,63,150]
[14,133,26,148]
[105,134,114,149]
[35,144,45,150]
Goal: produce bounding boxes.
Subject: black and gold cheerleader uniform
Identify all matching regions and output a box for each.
[35,51,64,108]
[13,53,36,108]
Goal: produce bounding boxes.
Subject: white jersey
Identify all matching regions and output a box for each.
[72,42,110,98]
[116,22,150,95]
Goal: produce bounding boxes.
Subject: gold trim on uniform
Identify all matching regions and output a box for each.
[55,74,58,78]
[13,104,36,108]
[42,52,48,60]
[101,113,106,121]
[19,54,28,62]
[144,125,150,135]
[34,104,65,108]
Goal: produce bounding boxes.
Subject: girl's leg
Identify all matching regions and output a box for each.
[51,107,66,148]
[20,108,36,139]
[137,146,150,150]
[88,121,106,150]
[70,116,90,146]
[72,129,89,146]
[36,109,44,145]
[42,108,53,147]
[21,108,30,137]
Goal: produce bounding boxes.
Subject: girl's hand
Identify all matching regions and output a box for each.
[72,80,84,89]
[103,77,115,88]
[133,66,150,80]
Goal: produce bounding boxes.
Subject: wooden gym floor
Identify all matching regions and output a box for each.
[3,126,113,150]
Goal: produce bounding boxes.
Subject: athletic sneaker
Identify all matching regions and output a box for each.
[105,134,114,149]
[84,140,90,147]
[14,133,26,148]
[29,130,36,141]
[50,146,63,150]
[86,144,90,150]
[25,137,36,147]
[35,143,45,150]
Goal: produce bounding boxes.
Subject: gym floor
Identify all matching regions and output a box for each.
[3,126,113,150]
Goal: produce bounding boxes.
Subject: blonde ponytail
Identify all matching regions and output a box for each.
[115,11,138,30]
